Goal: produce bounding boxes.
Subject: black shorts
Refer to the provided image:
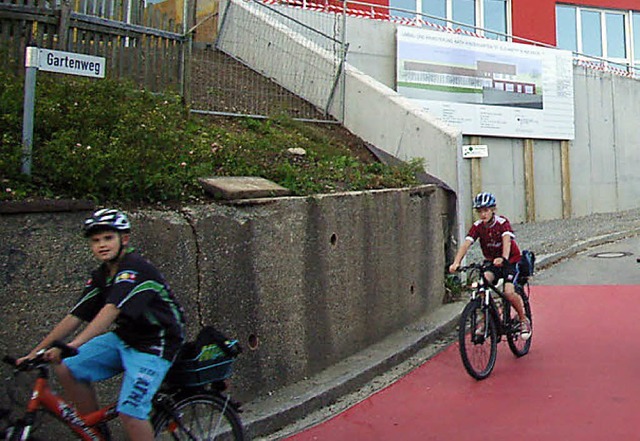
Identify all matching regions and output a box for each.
[485,260,517,285]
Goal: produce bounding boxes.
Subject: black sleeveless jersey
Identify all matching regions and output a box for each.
[70,250,185,361]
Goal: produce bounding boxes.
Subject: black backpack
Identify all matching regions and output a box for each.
[180,326,242,362]
[517,249,536,283]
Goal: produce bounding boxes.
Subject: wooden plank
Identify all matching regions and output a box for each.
[108,32,116,79]
[57,0,71,50]
[560,140,572,220]
[117,35,125,79]
[70,12,184,40]
[0,20,7,70]
[121,0,129,23]
[144,34,152,89]
[523,139,536,223]
[469,136,482,201]
[34,17,45,47]
[0,3,59,25]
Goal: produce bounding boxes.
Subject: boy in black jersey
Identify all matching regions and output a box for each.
[18,209,185,440]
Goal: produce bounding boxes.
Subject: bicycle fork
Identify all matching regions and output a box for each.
[4,412,35,441]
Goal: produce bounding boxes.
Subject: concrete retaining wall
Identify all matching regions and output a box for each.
[0,185,454,410]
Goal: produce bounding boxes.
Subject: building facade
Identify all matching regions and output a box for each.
[385,0,640,70]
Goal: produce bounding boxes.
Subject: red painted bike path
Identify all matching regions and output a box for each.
[286,286,640,441]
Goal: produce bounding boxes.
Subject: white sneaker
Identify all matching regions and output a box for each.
[520,319,532,341]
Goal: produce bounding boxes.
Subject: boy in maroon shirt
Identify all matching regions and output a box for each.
[449,192,531,340]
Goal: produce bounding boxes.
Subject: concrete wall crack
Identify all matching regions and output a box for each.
[179,207,205,328]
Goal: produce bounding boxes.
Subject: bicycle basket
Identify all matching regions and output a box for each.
[165,348,236,387]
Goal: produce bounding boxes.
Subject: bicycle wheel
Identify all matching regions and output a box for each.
[5,422,43,441]
[507,292,533,357]
[458,299,498,380]
[153,393,245,441]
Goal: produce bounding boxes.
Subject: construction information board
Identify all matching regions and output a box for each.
[396,26,574,140]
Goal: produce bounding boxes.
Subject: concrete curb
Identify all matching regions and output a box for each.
[243,227,640,440]
[243,302,463,440]
[535,228,640,271]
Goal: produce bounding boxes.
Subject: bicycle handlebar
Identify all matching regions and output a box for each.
[455,262,491,273]
[50,340,79,359]
[3,341,79,371]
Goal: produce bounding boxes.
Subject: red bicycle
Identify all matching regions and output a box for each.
[1,341,245,440]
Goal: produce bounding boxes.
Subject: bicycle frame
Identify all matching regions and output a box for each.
[468,268,519,338]
[13,366,117,441]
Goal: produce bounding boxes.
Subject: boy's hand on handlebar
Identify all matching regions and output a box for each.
[43,347,63,364]
[16,355,31,366]
[449,263,460,273]
[16,349,43,366]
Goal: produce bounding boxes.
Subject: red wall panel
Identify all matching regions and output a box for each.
[512,0,557,46]
[512,0,640,47]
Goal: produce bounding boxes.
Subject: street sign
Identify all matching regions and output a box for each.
[462,144,489,159]
[21,47,106,175]
[31,48,106,78]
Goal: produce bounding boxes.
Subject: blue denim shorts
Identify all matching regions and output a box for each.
[63,332,171,419]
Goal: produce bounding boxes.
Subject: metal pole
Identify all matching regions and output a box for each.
[21,46,39,176]
[340,0,347,123]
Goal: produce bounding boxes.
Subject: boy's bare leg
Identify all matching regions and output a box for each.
[121,414,154,441]
[54,363,99,414]
[503,283,527,321]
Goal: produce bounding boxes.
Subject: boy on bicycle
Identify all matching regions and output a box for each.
[18,208,186,440]
[449,192,532,340]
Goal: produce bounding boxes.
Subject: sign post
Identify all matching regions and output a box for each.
[20,47,106,176]
[21,47,38,175]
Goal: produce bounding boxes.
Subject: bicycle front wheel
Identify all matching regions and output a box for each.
[153,393,245,441]
[507,292,533,357]
[458,299,497,380]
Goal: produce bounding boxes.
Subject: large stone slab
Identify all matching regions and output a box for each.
[199,176,292,200]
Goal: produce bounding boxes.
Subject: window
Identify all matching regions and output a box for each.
[390,0,509,39]
[452,0,476,33]
[556,5,638,71]
[556,5,577,51]
[484,0,507,40]
[422,0,446,27]
[395,0,418,19]
[581,10,602,57]
[606,13,626,59]
[634,13,640,61]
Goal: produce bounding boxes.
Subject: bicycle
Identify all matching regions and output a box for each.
[1,341,245,440]
[456,261,533,380]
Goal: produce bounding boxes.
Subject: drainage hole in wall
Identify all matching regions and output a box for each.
[410,284,415,294]
[248,334,259,350]
[330,233,338,246]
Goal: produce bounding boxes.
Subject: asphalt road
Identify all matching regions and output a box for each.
[284,237,640,440]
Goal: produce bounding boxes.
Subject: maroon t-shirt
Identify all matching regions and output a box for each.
[466,215,521,264]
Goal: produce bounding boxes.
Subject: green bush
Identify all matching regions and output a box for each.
[0,69,421,204]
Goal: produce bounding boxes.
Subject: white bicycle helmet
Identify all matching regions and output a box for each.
[472,192,496,209]
[83,208,131,237]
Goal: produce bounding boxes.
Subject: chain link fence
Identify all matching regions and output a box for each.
[190,0,348,122]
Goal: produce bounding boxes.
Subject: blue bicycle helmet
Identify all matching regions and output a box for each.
[472,192,496,209]
[83,208,131,237]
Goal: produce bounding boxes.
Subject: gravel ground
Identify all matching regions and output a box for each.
[466,208,640,264]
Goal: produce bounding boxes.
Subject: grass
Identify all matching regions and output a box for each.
[0,68,423,205]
